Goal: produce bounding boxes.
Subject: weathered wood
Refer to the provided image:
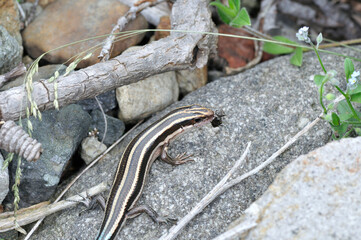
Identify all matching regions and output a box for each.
[119,0,171,28]
[0,182,107,232]
[0,0,216,121]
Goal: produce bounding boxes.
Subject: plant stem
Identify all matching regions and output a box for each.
[319,83,327,114]
[334,86,361,121]
[312,44,327,74]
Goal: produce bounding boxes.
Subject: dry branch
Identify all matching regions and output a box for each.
[0,0,216,121]
[119,0,171,26]
[99,0,167,61]
[159,106,327,240]
[0,182,107,233]
[158,143,252,240]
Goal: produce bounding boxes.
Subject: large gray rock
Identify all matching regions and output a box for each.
[232,137,361,240]
[0,26,22,75]
[4,104,91,207]
[0,153,9,204]
[30,45,353,240]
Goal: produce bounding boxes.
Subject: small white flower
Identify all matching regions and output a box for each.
[349,78,357,85]
[296,26,311,43]
[347,70,360,90]
[348,79,357,90]
[351,71,360,79]
[300,26,309,32]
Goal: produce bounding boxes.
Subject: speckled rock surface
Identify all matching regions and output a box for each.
[28,46,357,240]
[3,105,91,207]
[0,26,22,75]
[0,153,9,204]
[230,137,361,240]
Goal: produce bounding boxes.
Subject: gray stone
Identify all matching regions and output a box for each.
[80,136,107,165]
[0,26,22,75]
[90,110,125,147]
[231,137,361,240]
[0,153,9,204]
[77,90,118,113]
[0,0,22,45]
[29,45,355,240]
[4,104,91,207]
[116,71,179,123]
[0,64,66,91]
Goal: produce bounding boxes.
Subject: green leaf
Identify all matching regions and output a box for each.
[337,100,353,121]
[355,128,361,136]
[210,1,235,24]
[314,74,325,87]
[263,36,295,55]
[229,8,251,28]
[228,0,240,11]
[351,92,361,103]
[344,58,354,80]
[331,113,340,126]
[332,122,349,138]
[348,84,361,95]
[290,47,303,66]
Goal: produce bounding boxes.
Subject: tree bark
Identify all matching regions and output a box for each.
[0,0,216,121]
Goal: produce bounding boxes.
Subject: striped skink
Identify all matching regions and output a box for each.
[96,105,216,240]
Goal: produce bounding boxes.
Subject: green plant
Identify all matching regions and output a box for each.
[295,26,361,139]
[210,0,251,28]
[211,0,361,138]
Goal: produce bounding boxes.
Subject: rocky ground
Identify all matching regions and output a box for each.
[1,0,361,240]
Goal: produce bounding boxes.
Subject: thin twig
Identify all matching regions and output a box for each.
[158,142,252,240]
[15,1,26,24]
[223,97,347,193]
[24,120,143,240]
[225,35,264,75]
[94,96,108,145]
[98,0,166,61]
[221,114,322,196]
[160,102,332,240]
[0,182,107,233]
